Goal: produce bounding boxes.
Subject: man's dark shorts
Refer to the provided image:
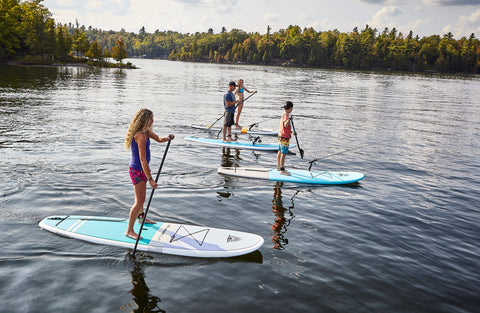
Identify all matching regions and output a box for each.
[224,111,235,127]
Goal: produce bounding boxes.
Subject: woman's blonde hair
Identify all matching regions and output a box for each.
[124,108,153,150]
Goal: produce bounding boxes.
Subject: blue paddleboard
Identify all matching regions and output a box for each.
[217,167,365,184]
[185,136,295,151]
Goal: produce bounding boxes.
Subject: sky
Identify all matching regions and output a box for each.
[42,0,480,38]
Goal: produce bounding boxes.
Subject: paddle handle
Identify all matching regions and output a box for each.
[132,139,171,255]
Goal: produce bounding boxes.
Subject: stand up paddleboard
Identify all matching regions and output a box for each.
[39,215,264,258]
[185,136,295,151]
[218,167,365,185]
[192,124,278,136]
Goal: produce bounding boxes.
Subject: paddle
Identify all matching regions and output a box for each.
[247,116,276,130]
[290,116,304,159]
[132,139,172,256]
[209,90,257,130]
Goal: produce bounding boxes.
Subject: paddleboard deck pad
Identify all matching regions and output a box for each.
[39,215,264,258]
[192,124,278,136]
[185,136,295,151]
[218,167,365,185]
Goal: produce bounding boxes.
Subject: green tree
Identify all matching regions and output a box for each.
[19,0,56,59]
[55,23,72,61]
[75,31,90,57]
[0,0,22,60]
[112,37,127,62]
[85,39,103,61]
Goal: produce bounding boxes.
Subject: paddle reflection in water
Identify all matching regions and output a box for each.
[121,261,166,313]
[217,147,241,198]
[220,147,242,168]
[271,182,296,250]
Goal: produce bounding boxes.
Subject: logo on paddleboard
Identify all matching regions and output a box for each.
[227,234,241,243]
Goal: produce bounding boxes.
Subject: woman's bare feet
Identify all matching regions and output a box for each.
[125,231,142,240]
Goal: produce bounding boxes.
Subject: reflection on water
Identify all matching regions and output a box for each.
[221,147,242,168]
[121,261,166,313]
[270,182,296,250]
[217,147,241,199]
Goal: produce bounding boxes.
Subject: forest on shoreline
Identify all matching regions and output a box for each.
[1,0,479,73]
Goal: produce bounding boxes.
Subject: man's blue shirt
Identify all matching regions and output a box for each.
[224,91,235,113]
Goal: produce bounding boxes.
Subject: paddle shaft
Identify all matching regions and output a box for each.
[209,91,257,130]
[248,116,276,130]
[290,116,304,159]
[132,139,171,255]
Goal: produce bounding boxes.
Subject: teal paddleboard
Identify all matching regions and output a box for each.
[39,215,263,258]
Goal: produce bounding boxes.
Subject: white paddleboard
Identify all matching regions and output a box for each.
[39,215,264,258]
[192,124,278,136]
[218,167,365,185]
[185,136,295,151]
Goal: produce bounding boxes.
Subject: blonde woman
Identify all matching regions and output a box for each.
[124,108,174,240]
[234,79,253,128]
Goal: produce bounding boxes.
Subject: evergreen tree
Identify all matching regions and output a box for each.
[112,37,127,63]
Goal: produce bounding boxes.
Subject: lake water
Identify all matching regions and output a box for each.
[0,59,479,313]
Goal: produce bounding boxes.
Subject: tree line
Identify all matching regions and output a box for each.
[1,0,479,73]
[168,25,480,73]
[0,0,129,66]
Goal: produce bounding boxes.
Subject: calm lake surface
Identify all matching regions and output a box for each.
[1,59,479,313]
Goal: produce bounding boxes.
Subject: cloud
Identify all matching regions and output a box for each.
[361,0,479,5]
[405,19,430,34]
[368,6,403,29]
[264,13,280,24]
[45,0,131,16]
[171,0,204,4]
[455,8,480,36]
[441,9,480,37]
[360,0,409,4]
[421,0,480,5]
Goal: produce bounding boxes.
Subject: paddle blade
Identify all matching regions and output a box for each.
[299,148,304,159]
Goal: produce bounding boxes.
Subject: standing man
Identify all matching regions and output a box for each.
[222,81,240,142]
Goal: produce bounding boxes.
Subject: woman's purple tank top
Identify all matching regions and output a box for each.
[129,137,150,171]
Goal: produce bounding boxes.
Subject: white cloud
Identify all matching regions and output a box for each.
[422,0,480,5]
[306,18,335,32]
[453,8,480,36]
[360,0,412,4]
[413,6,424,12]
[442,24,453,33]
[264,13,280,24]
[368,6,403,30]
[404,19,429,34]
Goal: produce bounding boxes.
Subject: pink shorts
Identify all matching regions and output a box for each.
[129,167,147,185]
